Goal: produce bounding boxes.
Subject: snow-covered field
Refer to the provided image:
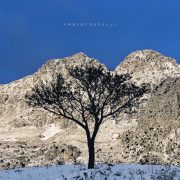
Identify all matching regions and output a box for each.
[0,164,180,180]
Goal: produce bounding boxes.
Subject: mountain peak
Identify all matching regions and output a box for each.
[124,49,168,62]
[71,52,88,59]
[116,49,180,86]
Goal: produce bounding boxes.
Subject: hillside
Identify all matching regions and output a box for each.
[0,50,180,170]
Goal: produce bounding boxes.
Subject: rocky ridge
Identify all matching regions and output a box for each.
[0,52,104,128]
[0,50,180,170]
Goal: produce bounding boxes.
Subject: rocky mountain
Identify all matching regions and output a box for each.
[0,52,104,128]
[0,50,180,170]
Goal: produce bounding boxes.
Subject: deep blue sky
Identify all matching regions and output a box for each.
[0,0,180,84]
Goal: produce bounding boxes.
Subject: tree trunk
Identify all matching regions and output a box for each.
[87,139,95,169]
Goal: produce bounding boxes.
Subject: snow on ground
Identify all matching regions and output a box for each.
[0,164,180,180]
[40,124,61,140]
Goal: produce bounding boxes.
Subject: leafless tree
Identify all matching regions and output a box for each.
[26,62,146,169]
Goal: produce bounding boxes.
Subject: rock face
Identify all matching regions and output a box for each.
[142,77,180,124]
[119,77,180,165]
[0,50,180,170]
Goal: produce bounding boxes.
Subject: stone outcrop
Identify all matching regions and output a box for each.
[0,140,81,170]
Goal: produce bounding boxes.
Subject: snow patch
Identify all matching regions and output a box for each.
[40,124,61,140]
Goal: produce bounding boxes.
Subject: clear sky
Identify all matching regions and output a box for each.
[0,0,180,84]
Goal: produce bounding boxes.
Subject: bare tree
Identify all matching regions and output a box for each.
[26,62,146,169]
